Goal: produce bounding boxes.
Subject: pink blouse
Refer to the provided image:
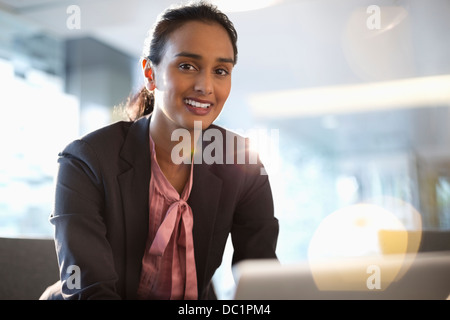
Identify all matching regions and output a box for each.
[136,134,197,300]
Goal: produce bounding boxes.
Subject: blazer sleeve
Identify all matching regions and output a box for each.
[230,154,279,265]
[49,139,121,299]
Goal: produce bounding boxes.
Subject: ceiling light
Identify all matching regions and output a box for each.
[248,74,450,118]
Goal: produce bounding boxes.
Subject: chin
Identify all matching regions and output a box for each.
[185,114,218,130]
[184,119,213,131]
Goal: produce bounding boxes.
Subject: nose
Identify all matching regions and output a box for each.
[194,71,213,95]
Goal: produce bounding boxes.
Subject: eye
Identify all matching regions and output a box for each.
[215,68,230,76]
[179,63,197,71]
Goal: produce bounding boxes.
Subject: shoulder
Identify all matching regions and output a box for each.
[80,120,134,148]
[206,123,258,163]
[205,123,251,155]
[207,124,246,141]
[203,123,266,177]
[59,121,128,159]
[60,116,149,162]
[203,125,273,208]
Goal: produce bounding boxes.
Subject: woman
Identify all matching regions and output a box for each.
[41,1,278,300]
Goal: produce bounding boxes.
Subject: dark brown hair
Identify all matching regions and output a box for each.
[125,1,238,121]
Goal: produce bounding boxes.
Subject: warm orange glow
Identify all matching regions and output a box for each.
[307,199,422,291]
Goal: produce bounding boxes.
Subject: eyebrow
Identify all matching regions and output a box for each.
[174,51,235,64]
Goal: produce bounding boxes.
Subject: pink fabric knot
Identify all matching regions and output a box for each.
[149,199,191,256]
[147,197,198,300]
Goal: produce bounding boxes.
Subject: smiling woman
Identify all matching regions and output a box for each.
[40,1,278,300]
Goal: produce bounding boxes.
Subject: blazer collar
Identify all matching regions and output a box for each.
[117,115,152,299]
[119,115,151,169]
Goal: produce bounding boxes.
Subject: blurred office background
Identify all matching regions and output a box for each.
[1,0,449,298]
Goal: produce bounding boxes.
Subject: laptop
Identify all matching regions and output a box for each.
[232,251,450,300]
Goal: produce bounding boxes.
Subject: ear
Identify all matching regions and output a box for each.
[141,58,156,91]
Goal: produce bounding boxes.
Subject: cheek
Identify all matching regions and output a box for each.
[170,76,193,99]
[216,80,232,102]
[156,67,185,92]
[159,76,185,104]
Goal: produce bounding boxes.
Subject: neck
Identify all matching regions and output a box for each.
[149,111,200,166]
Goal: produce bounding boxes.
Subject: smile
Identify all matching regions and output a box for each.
[184,98,211,109]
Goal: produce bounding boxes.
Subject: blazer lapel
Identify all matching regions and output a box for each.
[189,161,223,297]
[117,115,151,299]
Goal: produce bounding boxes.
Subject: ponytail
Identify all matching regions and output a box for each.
[125,86,154,121]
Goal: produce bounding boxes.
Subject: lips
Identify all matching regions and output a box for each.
[184,98,214,116]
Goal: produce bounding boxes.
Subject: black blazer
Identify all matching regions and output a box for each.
[43,115,278,299]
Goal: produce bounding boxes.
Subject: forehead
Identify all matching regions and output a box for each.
[164,20,234,60]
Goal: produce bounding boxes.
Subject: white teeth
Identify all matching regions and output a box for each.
[185,99,211,109]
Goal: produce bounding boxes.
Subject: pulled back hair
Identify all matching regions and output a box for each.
[125,1,238,121]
